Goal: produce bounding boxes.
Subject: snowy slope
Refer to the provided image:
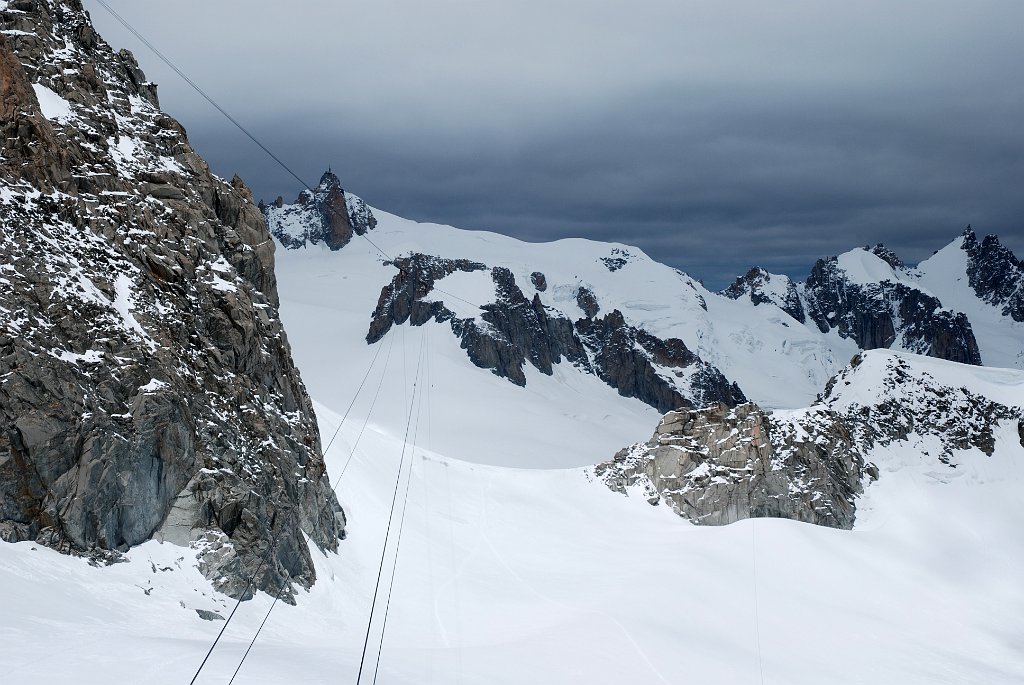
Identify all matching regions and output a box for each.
[1,358,1022,684]
[3,188,1022,682]
[916,237,1024,369]
[274,206,861,439]
[728,234,1024,371]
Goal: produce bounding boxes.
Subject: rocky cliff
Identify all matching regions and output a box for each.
[596,349,1023,528]
[960,227,1024,323]
[262,170,376,250]
[0,0,343,600]
[723,243,983,365]
[365,253,745,412]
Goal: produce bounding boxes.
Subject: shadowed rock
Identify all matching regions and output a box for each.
[0,1,343,601]
[365,254,745,413]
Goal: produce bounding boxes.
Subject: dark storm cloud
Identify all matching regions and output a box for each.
[86,0,1024,289]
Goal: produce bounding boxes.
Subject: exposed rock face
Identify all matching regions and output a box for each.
[575,286,600,318]
[721,267,806,323]
[821,353,1019,463]
[598,350,1024,529]
[262,170,376,251]
[0,0,342,600]
[803,254,981,365]
[722,244,984,366]
[576,311,746,413]
[365,254,487,344]
[595,403,864,528]
[365,254,744,411]
[530,271,547,292]
[961,227,1024,322]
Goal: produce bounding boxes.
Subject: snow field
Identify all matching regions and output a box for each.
[2,363,1022,683]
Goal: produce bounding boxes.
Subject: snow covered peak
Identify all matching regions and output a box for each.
[262,169,377,250]
[720,266,806,323]
[318,168,342,190]
[915,228,1024,368]
[833,245,920,290]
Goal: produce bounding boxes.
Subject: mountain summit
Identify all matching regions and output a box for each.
[261,170,376,250]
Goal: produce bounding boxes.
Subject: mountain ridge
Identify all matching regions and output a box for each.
[267,171,1023,423]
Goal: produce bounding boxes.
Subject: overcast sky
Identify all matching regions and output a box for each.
[86,0,1023,289]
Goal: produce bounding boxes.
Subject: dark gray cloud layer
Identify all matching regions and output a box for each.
[87,1,1023,289]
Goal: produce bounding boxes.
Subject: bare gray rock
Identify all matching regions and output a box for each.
[196,609,225,622]
[595,403,864,528]
[262,170,376,251]
[575,286,600,318]
[0,0,342,601]
[364,254,745,412]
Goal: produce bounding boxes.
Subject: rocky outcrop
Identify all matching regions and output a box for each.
[0,1,342,600]
[575,286,600,318]
[600,248,632,272]
[597,350,1024,529]
[802,252,981,365]
[721,267,806,323]
[530,271,547,292]
[365,254,487,343]
[261,170,376,250]
[821,353,1019,464]
[364,254,744,411]
[722,243,985,366]
[961,227,1024,322]
[576,311,746,413]
[464,267,591,385]
[595,403,865,528]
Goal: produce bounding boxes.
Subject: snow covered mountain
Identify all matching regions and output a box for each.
[724,229,1024,370]
[1,3,1023,684]
[266,173,1022,425]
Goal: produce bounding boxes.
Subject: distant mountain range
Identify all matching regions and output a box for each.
[264,171,1024,417]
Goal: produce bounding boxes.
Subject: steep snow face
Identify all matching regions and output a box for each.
[916,233,1024,369]
[834,246,929,293]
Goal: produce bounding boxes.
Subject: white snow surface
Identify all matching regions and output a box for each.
[2,289,1023,684]
[916,238,1024,369]
[1,375,1022,684]
[274,208,862,420]
[835,247,933,294]
[31,82,74,123]
[2,205,1022,682]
